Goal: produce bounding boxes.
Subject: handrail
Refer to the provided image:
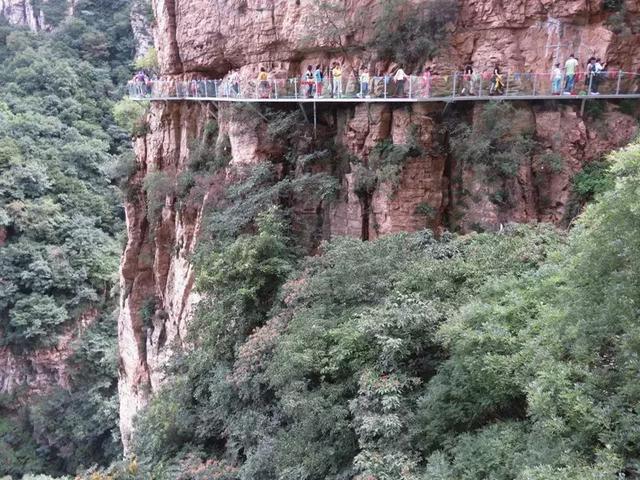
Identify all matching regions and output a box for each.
[127,71,640,102]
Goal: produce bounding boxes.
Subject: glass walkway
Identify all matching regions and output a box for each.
[128,71,640,103]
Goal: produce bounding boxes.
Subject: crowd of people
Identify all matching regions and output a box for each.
[129,54,639,100]
[129,70,156,96]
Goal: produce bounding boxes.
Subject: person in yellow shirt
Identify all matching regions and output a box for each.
[332,62,342,98]
[257,67,269,98]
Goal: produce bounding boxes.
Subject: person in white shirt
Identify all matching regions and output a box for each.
[550,63,563,95]
[591,58,606,94]
[563,53,579,94]
[394,66,408,97]
[359,68,370,97]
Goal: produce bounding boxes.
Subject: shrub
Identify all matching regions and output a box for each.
[188,121,232,173]
[618,99,638,117]
[301,0,367,55]
[134,47,158,73]
[571,160,614,202]
[139,296,157,328]
[415,201,437,222]
[369,133,422,186]
[113,99,149,137]
[103,151,137,185]
[373,0,458,66]
[603,0,623,11]
[6,293,67,346]
[539,151,564,173]
[450,103,537,177]
[143,171,174,222]
[584,100,605,120]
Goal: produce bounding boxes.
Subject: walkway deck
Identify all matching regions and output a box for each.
[133,93,640,103]
[128,73,640,104]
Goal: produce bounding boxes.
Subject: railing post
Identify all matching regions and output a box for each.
[294,78,298,99]
[588,72,593,94]
[616,70,622,95]
[384,76,387,99]
[274,80,278,99]
[505,71,510,96]
[479,75,483,97]
[176,82,180,98]
[532,74,537,96]
[452,73,457,98]
[409,76,413,99]
[204,80,208,97]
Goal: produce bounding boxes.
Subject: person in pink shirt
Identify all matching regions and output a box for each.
[422,65,432,98]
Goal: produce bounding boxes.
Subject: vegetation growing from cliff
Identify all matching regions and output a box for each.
[450,102,537,178]
[353,126,423,198]
[302,1,368,56]
[373,0,458,66]
[0,0,134,476]
[114,141,640,480]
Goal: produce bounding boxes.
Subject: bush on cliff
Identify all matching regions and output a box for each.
[373,0,458,66]
[125,142,640,479]
[114,99,150,137]
[450,102,538,178]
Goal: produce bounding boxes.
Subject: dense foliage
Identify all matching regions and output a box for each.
[118,126,640,480]
[0,0,133,476]
[373,0,458,66]
[450,102,538,178]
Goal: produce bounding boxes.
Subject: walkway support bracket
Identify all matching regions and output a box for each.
[313,101,317,139]
[298,103,309,123]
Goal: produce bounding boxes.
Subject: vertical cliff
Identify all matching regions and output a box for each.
[0,0,47,30]
[118,0,640,449]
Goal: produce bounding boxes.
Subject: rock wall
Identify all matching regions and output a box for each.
[0,0,48,30]
[152,0,640,76]
[131,0,154,60]
[0,309,96,400]
[118,0,640,450]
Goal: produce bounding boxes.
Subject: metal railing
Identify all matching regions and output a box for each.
[128,71,640,102]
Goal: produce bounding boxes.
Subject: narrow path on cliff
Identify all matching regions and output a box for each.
[128,72,640,104]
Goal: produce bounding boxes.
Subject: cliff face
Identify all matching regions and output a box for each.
[153,0,640,75]
[0,0,47,30]
[0,310,96,399]
[119,0,640,449]
[0,0,74,31]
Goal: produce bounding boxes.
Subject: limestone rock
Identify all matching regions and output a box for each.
[117,0,640,452]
